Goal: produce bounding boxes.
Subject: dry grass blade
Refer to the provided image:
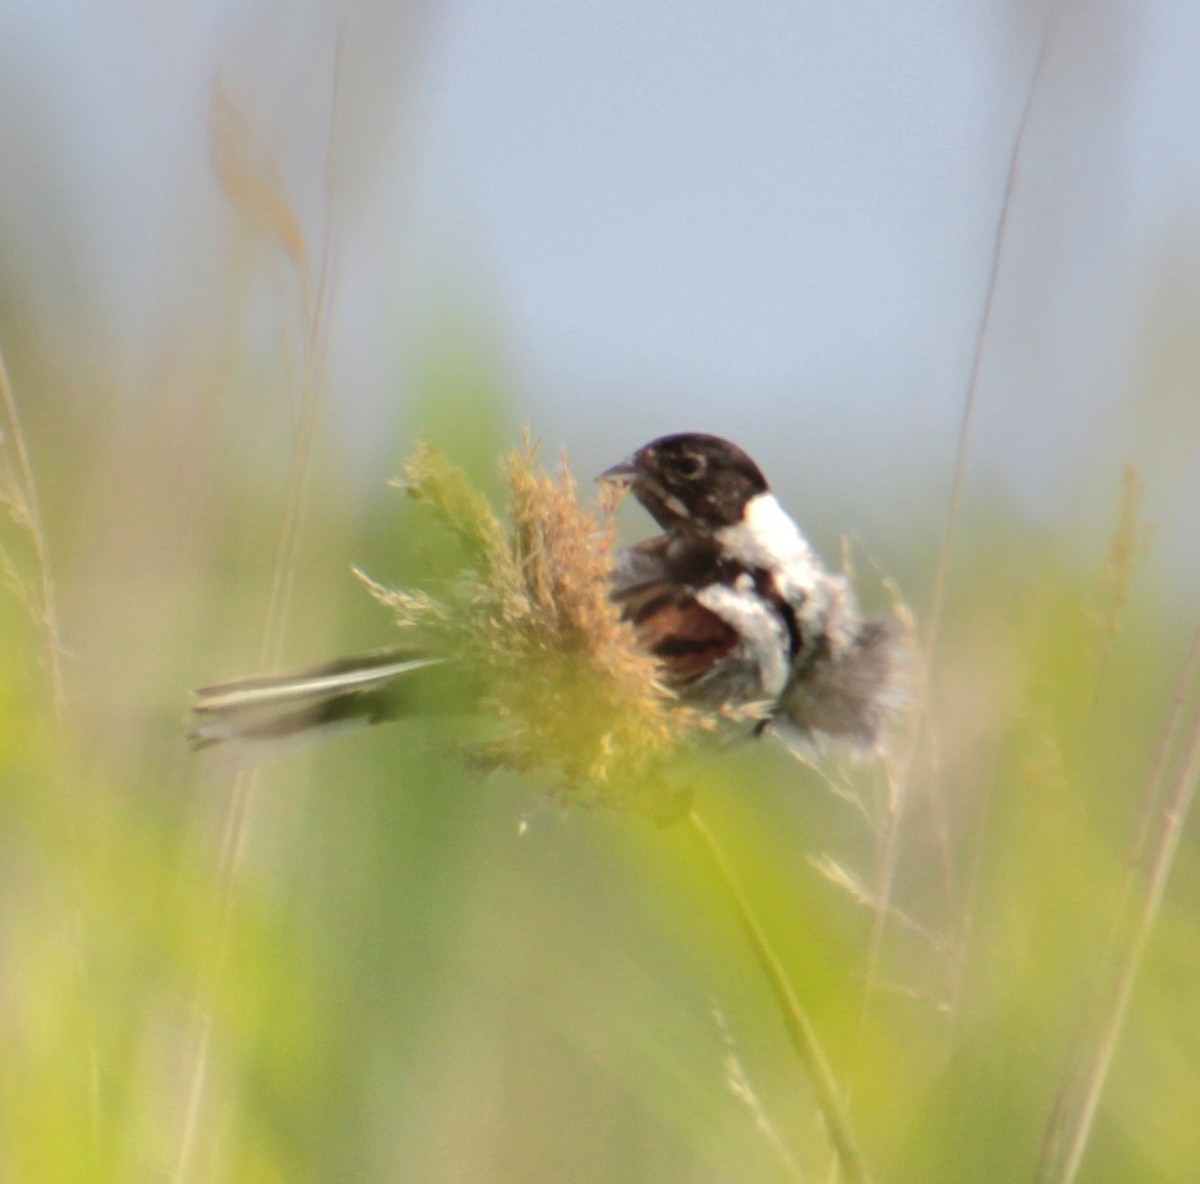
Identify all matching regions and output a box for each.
[689,811,872,1184]
[710,1002,806,1183]
[1036,614,1200,1183]
[0,341,96,1148]
[862,3,1063,1024]
[1089,463,1153,710]
[178,68,341,1184]
[209,82,306,271]
[1103,464,1152,629]
[0,344,68,726]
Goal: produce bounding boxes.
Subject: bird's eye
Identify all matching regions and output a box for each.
[675,454,705,480]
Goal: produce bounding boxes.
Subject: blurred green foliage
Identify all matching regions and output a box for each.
[1,322,1198,1184]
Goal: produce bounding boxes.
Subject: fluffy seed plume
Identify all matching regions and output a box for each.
[358,437,707,818]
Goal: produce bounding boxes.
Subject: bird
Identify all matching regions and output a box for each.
[189,433,903,761]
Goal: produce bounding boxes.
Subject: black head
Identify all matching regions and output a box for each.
[600,433,769,533]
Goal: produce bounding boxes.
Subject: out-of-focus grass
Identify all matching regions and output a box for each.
[3,319,1199,1183]
[2,88,1200,1184]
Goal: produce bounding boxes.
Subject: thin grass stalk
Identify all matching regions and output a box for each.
[0,344,102,1152]
[258,39,341,669]
[0,344,68,730]
[862,3,1063,1011]
[1087,464,1150,720]
[1035,613,1200,1184]
[688,809,871,1184]
[710,1002,807,1184]
[174,61,342,1184]
[1127,606,1200,872]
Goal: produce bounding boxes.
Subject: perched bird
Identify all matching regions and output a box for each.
[601,433,902,752]
[189,433,903,761]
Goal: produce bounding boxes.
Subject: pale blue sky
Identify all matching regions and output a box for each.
[1,0,1197,584]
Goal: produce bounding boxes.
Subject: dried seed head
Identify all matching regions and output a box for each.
[361,438,707,818]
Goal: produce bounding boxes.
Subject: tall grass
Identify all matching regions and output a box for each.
[2,28,1200,1184]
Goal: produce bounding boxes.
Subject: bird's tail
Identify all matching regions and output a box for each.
[188,647,445,763]
[776,617,909,755]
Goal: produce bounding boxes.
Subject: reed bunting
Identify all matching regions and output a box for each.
[190,434,903,760]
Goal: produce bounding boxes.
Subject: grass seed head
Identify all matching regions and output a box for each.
[363,438,707,818]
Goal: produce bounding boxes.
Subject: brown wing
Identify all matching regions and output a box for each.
[614,579,739,688]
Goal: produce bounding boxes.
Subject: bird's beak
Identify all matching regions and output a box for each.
[597,457,638,487]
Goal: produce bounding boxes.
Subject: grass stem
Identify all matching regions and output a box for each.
[688,809,871,1184]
